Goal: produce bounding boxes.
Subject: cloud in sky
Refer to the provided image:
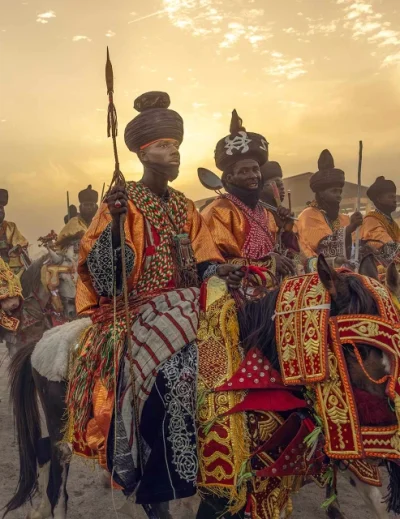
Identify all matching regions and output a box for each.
[105,30,116,38]
[264,54,307,81]
[36,11,56,24]
[72,35,92,42]
[338,0,400,62]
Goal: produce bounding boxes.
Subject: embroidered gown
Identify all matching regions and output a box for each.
[360,210,400,265]
[68,181,222,505]
[296,206,350,269]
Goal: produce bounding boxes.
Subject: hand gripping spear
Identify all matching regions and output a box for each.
[105,47,144,475]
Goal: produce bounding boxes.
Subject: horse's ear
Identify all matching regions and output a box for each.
[317,254,339,297]
[359,254,379,281]
[386,263,400,296]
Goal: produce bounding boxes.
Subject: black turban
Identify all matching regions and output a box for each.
[0,189,8,206]
[367,176,396,203]
[124,92,184,153]
[261,161,283,182]
[214,110,269,172]
[79,185,98,204]
[309,149,345,193]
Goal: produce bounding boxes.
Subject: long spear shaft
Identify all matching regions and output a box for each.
[67,191,70,221]
[354,140,363,268]
[105,48,143,475]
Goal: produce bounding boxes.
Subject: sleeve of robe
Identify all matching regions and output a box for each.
[6,222,28,249]
[76,201,139,314]
[185,200,224,264]
[296,207,350,258]
[360,215,394,248]
[56,217,88,249]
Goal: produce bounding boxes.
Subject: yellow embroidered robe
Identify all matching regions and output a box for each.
[0,221,29,273]
[297,207,350,260]
[57,216,89,250]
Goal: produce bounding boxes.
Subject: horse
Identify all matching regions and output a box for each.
[4,256,400,519]
[320,255,400,519]
[4,248,78,357]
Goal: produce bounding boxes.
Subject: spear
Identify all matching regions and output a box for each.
[105,47,143,475]
[354,140,363,269]
[67,191,70,221]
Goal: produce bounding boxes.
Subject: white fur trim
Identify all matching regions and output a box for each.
[31,318,91,382]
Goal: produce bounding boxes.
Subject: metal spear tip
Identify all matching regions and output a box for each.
[105,46,114,94]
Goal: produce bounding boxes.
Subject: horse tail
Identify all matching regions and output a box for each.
[3,343,41,516]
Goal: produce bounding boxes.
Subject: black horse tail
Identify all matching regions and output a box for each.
[385,460,400,514]
[3,343,40,516]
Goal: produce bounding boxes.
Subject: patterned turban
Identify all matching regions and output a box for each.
[0,189,8,206]
[261,161,283,182]
[214,110,269,172]
[78,185,98,204]
[367,176,396,203]
[309,149,345,193]
[124,91,184,153]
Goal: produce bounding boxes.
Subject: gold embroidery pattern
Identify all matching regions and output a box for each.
[276,273,330,385]
[197,277,249,510]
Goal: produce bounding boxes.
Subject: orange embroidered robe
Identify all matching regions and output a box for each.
[77,194,223,315]
[360,211,400,263]
[297,207,350,261]
[201,197,277,265]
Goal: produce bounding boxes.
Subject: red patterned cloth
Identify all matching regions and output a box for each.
[224,194,275,259]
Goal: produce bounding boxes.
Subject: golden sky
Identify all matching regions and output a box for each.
[1,0,400,252]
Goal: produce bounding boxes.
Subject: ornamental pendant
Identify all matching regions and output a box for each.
[171,233,199,288]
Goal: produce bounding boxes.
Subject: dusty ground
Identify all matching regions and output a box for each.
[0,341,394,519]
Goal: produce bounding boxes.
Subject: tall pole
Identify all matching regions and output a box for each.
[105,48,143,475]
[67,191,70,221]
[354,140,363,268]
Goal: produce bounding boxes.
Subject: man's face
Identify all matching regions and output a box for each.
[377,192,397,214]
[226,159,261,190]
[0,205,5,224]
[80,202,98,222]
[318,186,343,206]
[262,176,285,203]
[139,139,181,182]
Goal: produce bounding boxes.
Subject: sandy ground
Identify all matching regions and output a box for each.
[0,341,395,519]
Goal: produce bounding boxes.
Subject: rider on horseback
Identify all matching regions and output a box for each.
[66,91,244,518]
[201,110,297,280]
[57,185,99,253]
[360,176,400,265]
[296,149,363,271]
[0,189,30,275]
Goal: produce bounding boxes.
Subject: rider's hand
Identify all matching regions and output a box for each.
[270,253,296,277]
[106,185,128,221]
[348,211,363,233]
[216,264,245,290]
[273,206,294,230]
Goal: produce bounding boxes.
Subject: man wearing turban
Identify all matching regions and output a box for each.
[0,189,30,275]
[67,92,243,518]
[201,110,295,278]
[360,176,400,264]
[57,185,99,253]
[296,150,363,270]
